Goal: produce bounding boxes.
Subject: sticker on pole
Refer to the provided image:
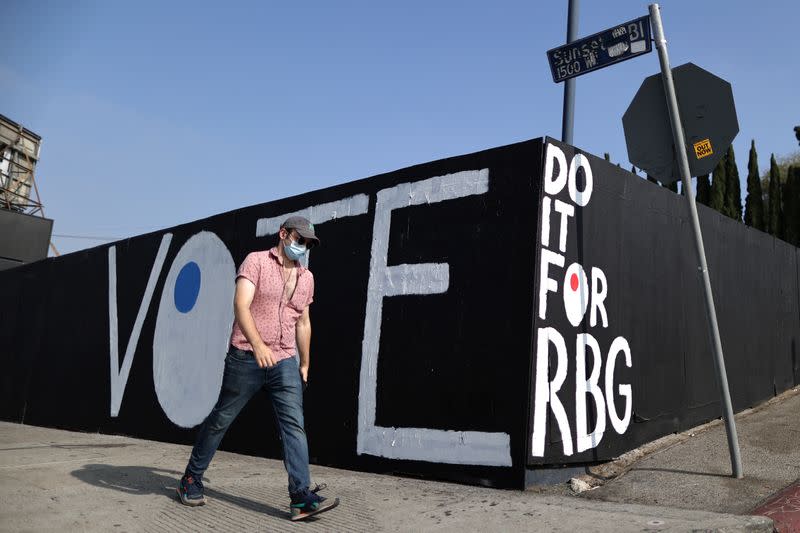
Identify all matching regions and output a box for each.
[693,139,713,160]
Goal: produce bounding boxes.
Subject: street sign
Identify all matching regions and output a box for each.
[622,63,739,182]
[546,16,652,83]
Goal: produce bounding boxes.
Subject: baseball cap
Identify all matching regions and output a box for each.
[281,216,320,247]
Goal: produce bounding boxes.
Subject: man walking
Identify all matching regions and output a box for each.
[177,216,338,521]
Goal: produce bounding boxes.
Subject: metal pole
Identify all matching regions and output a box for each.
[561,0,578,144]
[648,3,743,479]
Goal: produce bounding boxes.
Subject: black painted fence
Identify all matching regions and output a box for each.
[0,138,797,489]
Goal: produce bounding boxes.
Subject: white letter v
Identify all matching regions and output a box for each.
[108,234,172,417]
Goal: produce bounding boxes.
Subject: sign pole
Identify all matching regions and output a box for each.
[561,0,578,144]
[648,3,743,479]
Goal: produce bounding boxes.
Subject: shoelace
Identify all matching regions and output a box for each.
[311,483,326,494]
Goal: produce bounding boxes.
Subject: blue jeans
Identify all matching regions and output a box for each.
[186,347,311,496]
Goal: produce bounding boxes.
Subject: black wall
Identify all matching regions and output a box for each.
[0,140,543,488]
[1,137,797,489]
[528,138,799,466]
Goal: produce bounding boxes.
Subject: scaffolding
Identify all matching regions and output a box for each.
[0,113,44,215]
[0,113,58,256]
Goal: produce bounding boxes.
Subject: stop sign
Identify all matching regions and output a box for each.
[623,63,739,182]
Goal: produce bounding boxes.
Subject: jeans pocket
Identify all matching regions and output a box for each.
[228,347,254,362]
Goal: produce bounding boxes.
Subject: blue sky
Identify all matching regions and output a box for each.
[2,0,798,255]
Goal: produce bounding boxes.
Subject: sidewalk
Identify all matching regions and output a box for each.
[580,385,800,530]
[2,387,797,532]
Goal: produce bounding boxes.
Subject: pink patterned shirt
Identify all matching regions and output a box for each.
[230,247,314,362]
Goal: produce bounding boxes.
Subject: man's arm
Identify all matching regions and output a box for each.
[234,277,275,368]
[295,307,311,383]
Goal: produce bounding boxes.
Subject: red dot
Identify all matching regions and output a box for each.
[570,273,579,291]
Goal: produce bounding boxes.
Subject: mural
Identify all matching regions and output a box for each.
[108,193,371,427]
[108,234,172,418]
[1,137,798,489]
[531,143,632,460]
[357,169,512,467]
[527,138,798,467]
[151,231,235,428]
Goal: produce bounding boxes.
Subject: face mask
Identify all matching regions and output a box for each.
[284,238,307,261]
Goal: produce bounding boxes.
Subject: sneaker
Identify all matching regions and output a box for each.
[289,488,339,521]
[176,473,206,506]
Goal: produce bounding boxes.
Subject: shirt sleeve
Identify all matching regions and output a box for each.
[237,253,260,286]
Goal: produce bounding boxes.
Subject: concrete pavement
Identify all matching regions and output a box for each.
[579,385,800,530]
[2,388,798,532]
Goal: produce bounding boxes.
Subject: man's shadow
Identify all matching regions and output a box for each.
[70,464,287,519]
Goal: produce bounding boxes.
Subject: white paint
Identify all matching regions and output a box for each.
[108,234,173,417]
[563,262,589,327]
[567,153,594,207]
[575,333,606,453]
[543,143,568,196]
[152,231,236,428]
[606,336,633,434]
[532,329,633,456]
[553,199,574,253]
[542,144,594,207]
[255,194,369,266]
[530,327,573,457]
[540,196,552,248]
[358,427,509,466]
[357,169,512,466]
[590,267,609,328]
[533,144,633,458]
[380,263,450,296]
[538,248,565,320]
[255,194,370,237]
[256,190,369,237]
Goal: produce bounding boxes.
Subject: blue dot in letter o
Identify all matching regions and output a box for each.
[174,261,201,313]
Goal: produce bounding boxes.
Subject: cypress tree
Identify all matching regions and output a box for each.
[604,153,611,162]
[724,145,742,220]
[744,140,765,230]
[646,174,659,185]
[631,165,638,175]
[767,154,783,237]
[663,179,678,192]
[696,174,711,205]
[710,154,727,214]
